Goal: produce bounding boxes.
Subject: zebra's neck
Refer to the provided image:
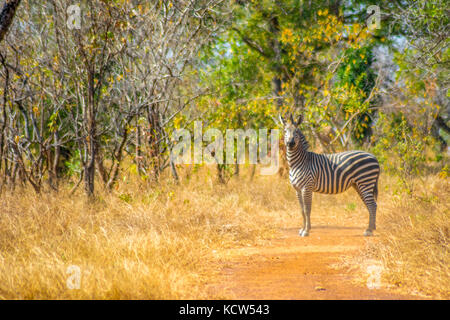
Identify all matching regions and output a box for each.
[286,144,309,169]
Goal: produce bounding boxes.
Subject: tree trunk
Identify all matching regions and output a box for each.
[0,52,9,188]
[268,14,284,110]
[48,131,60,191]
[84,70,96,197]
[170,158,179,183]
[432,115,450,151]
[147,104,161,182]
[0,0,22,42]
[136,120,143,176]
[217,164,226,184]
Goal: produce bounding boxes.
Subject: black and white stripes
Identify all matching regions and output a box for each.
[281,114,380,237]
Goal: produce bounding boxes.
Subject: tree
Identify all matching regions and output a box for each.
[0,0,230,195]
[200,0,396,154]
[0,0,21,42]
[389,0,449,150]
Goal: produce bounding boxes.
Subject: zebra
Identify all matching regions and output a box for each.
[280,113,380,237]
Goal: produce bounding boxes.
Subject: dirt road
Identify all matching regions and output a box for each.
[209,226,424,299]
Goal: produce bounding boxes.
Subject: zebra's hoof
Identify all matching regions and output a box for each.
[300,230,309,237]
[364,230,373,237]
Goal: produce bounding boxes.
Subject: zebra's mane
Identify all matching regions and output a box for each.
[296,128,310,152]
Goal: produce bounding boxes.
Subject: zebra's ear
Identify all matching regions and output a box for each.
[278,114,286,127]
[290,113,295,125]
[296,114,304,126]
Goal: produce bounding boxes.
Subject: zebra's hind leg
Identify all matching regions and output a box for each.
[355,183,377,236]
[296,190,306,236]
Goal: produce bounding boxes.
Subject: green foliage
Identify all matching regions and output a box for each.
[372,112,431,195]
[197,0,399,153]
[346,202,357,212]
[65,150,82,176]
[336,46,375,97]
[118,193,133,203]
[198,31,275,130]
[335,45,376,144]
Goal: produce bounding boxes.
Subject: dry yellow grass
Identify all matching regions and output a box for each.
[0,167,292,299]
[368,175,450,299]
[0,166,448,299]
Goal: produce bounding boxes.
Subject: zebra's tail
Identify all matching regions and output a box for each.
[373,179,378,202]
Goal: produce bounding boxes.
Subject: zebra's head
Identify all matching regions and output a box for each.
[279,113,304,150]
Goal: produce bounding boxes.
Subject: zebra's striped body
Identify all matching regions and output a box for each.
[282,114,380,236]
[289,150,380,195]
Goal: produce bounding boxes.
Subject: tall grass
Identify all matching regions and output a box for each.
[0,168,292,299]
[0,166,448,299]
[369,175,449,298]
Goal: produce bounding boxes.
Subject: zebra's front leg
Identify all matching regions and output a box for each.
[296,190,306,236]
[300,188,313,237]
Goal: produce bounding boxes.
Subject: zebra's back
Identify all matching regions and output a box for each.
[311,150,380,194]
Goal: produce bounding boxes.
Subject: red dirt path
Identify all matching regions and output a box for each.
[208,226,425,300]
